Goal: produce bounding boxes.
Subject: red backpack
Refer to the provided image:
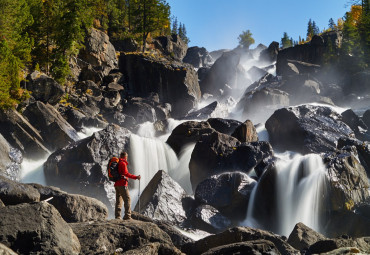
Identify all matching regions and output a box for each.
[107,157,126,182]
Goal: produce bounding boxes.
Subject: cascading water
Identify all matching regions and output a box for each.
[244,152,327,236]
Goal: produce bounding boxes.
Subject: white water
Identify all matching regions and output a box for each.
[244,153,327,236]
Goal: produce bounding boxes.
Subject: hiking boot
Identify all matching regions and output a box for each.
[123,216,132,220]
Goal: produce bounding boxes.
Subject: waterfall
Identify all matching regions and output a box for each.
[243,153,327,236]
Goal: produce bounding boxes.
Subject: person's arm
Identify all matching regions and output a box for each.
[119,161,138,180]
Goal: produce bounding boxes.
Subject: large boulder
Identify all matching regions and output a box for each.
[341,109,369,141]
[308,236,370,254]
[259,41,279,64]
[31,183,108,223]
[26,71,65,105]
[111,38,138,52]
[231,120,259,143]
[207,118,242,135]
[194,172,256,221]
[0,175,40,205]
[189,131,273,190]
[0,134,22,181]
[265,105,355,154]
[200,240,281,255]
[70,219,178,254]
[337,137,370,175]
[181,101,218,120]
[23,101,79,151]
[190,204,232,234]
[119,53,201,118]
[287,222,327,251]
[182,227,298,255]
[134,170,187,225]
[363,109,370,128]
[166,121,214,155]
[183,46,213,68]
[44,124,131,209]
[0,202,81,254]
[154,34,188,61]
[79,28,118,76]
[0,109,49,159]
[121,242,182,255]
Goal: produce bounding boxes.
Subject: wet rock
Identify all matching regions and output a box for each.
[44,124,131,209]
[363,109,370,128]
[323,148,370,212]
[103,111,137,131]
[0,109,49,159]
[201,240,281,255]
[341,109,368,140]
[122,242,183,255]
[183,46,213,68]
[190,204,231,233]
[231,120,259,143]
[287,222,327,251]
[119,53,201,118]
[337,137,370,175]
[0,134,22,181]
[259,41,279,64]
[60,106,107,132]
[182,101,218,120]
[194,172,256,221]
[247,66,268,82]
[182,226,298,255]
[0,202,80,254]
[265,105,354,154]
[308,236,370,254]
[154,34,188,61]
[0,175,40,205]
[189,131,273,190]
[166,121,214,155]
[0,243,17,255]
[23,101,79,151]
[31,183,108,223]
[70,219,176,254]
[26,71,65,105]
[197,66,211,82]
[134,170,187,225]
[79,28,118,76]
[207,118,242,135]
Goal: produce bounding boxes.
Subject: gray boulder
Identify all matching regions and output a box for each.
[337,137,370,175]
[0,202,81,254]
[287,222,327,251]
[181,101,218,120]
[31,183,108,223]
[154,34,188,61]
[0,134,22,181]
[201,240,281,255]
[183,46,213,68]
[23,101,79,151]
[259,41,279,64]
[231,120,259,143]
[207,118,242,135]
[111,38,138,52]
[134,170,187,225]
[308,236,370,254]
[363,109,370,128]
[26,71,65,105]
[122,242,182,255]
[0,175,40,205]
[191,204,231,233]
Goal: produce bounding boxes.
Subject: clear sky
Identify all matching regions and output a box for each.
[167,0,351,52]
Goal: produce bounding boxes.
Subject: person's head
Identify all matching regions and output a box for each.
[120,151,128,160]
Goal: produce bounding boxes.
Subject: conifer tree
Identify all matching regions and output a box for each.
[281,32,293,48]
[171,16,178,34]
[329,18,336,30]
[307,19,314,40]
[238,30,255,49]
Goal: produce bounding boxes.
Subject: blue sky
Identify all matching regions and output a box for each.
[167,0,351,51]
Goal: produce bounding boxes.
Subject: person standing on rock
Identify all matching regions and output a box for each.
[115,151,141,220]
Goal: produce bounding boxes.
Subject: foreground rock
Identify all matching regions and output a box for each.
[182,227,298,255]
[190,204,231,234]
[266,105,354,154]
[287,222,326,251]
[31,183,108,223]
[134,170,187,225]
[308,236,370,254]
[70,219,181,254]
[0,175,40,205]
[0,134,22,181]
[0,243,17,255]
[201,240,281,255]
[44,124,131,209]
[0,202,80,254]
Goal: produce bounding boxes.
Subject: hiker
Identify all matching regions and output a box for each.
[114,151,141,220]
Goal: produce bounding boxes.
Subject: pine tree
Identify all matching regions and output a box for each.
[171,16,178,34]
[238,30,255,49]
[329,18,336,30]
[179,23,190,44]
[307,19,314,40]
[312,21,320,35]
[281,32,293,49]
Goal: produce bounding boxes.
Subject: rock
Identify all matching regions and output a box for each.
[282,60,321,76]
[197,66,211,82]
[23,101,79,151]
[194,172,256,221]
[122,100,157,124]
[287,222,327,251]
[343,71,370,95]
[337,137,370,175]
[134,170,187,225]
[207,118,242,135]
[0,175,40,205]
[26,71,65,105]
[166,121,214,155]
[0,243,17,255]
[103,111,137,130]
[31,183,108,223]
[341,109,368,135]
[0,134,22,181]
[78,80,102,97]
[308,236,370,254]
[259,41,280,64]
[201,240,281,255]
[154,34,188,61]
[191,204,231,233]
[0,199,4,207]
[199,51,243,96]
[323,149,370,212]
[246,66,268,83]
[79,65,103,83]
[60,106,107,132]
[182,227,298,255]
[79,28,118,76]
[70,219,176,254]
[0,109,49,159]
[183,46,213,68]
[363,110,370,128]
[0,202,80,254]
[189,131,273,190]
[182,101,218,120]
[111,38,138,52]
[231,120,258,143]
[265,105,354,154]
[44,124,131,209]
[209,49,229,61]
[119,53,201,118]
[122,242,183,255]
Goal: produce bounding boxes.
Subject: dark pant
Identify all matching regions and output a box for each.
[115,186,131,219]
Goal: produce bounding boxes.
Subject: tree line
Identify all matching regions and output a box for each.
[0,0,189,110]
